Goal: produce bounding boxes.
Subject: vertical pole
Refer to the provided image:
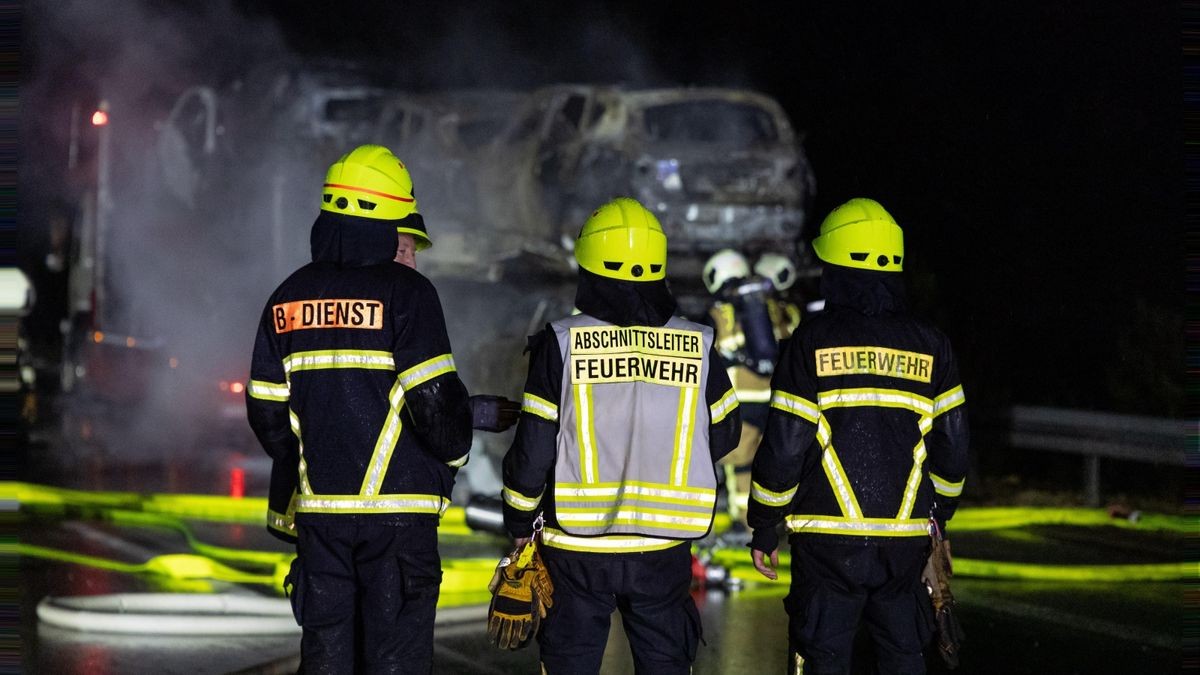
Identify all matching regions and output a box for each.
[94,99,111,329]
[1084,454,1100,507]
[272,173,285,279]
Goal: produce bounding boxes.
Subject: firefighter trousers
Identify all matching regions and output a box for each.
[290,521,441,675]
[784,538,933,675]
[537,542,702,675]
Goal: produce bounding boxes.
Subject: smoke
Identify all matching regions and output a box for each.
[19,0,752,494]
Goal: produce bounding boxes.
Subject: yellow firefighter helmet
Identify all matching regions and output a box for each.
[812,198,903,272]
[321,144,431,249]
[574,197,667,281]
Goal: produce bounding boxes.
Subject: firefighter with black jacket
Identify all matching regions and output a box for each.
[246,145,474,674]
[501,197,742,674]
[747,198,969,675]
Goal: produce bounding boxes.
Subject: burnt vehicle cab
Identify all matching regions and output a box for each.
[480,85,816,287]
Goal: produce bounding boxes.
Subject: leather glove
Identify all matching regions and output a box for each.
[471,395,521,433]
[487,541,554,650]
[922,522,964,668]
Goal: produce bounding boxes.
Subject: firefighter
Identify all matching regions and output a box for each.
[246,144,476,674]
[702,249,801,529]
[747,198,969,675]
[501,197,742,674]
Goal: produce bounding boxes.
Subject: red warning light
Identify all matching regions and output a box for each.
[230,467,245,499]
[91,110,109,126]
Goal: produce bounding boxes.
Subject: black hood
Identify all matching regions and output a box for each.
[575,269,678,327]
[820,264,908,316]
[310,210,398,267]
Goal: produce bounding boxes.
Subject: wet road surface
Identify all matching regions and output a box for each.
[14,426,1188,674]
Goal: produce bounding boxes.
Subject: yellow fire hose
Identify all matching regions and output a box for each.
[6,482,1195,592]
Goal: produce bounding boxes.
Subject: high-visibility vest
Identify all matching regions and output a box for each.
[549,313,718,540]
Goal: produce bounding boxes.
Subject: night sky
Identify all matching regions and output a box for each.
[21,1,1183,417]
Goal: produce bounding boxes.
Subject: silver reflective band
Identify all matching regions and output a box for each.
[361,377,406,497]
[296,495,448,514]
[446,453,469,468]
[933,385,966,415]
[503,487,542,512]
[818,388,934,416]
[750,481,797,506]
[284,350,395,374]
[267,509,295,533]
[557,510,712,528]
[771,390,819,422]
[521,393,559,422]
[822,449,860,518]
[930,473,964,497]
[399,354,456,390]
[555,483,717,505]
[249,380,289,401]
[710,388,739,423]
[541,527,684,552]
[785,516,929,536]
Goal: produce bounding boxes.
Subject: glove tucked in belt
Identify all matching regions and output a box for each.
[487,539,554,650]
[922,518,965,669]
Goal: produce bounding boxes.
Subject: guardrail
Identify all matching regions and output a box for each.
[1007,406,1189,506]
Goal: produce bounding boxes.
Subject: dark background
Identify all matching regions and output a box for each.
[20,1,1183,419]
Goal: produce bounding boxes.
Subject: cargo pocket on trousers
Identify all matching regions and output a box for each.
[283,557,305,626]
[399,552,443,602]
[683,598,705,661]
[783,583,822,646]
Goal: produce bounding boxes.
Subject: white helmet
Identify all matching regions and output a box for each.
[755,252,797,291]
[703,248,751,294]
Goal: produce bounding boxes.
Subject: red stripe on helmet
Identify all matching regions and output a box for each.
[323,183,415,202]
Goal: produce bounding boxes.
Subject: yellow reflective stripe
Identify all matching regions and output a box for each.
[670,386,698,486]
[541,527,684,553]
[268,490,297,536]
[446,453,469,468]
[248,379,288,402]
[930,472,965,497]
[502,486,542,512]
[817,416,863,518]
[818,388,934,416]
[289,409,314,495]
[521,392,559,422]
[726,367,772,403]
[556,509,713,532]
[556,481,717,498]
[555,483,717,507]
[710,388,739,424]
[283,349,395,375]
[399,354,456,390]
[770,390,820,423]
[821,446,863,519]
[751,480,797,507]
[267,509,293,534]
[785,515,929,536]
[896,439,928,519]
[295,494,448,515]
[573,384,600,483]
[360,377,405,496]
[933,385,966,416]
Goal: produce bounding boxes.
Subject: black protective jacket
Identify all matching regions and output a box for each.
[748,265,969,548]
[247,211,472,541]
[501,270,742,549]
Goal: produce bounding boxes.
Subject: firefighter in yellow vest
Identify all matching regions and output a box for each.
[501,198,742,674]
[702,249,801,527]
[748,198,969,674]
